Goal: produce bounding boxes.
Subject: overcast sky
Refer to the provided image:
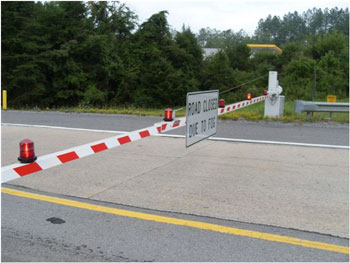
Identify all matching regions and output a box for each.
[122,0,349,35]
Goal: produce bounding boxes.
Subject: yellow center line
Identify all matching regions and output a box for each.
[2,187,349,255]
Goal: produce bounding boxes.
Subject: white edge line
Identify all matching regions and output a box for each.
[207,137,350,149]
[157,134,349,149]
[2,123,349,149]
[2,123,127,134]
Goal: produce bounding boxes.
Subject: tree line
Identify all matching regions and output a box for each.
[1,2,349,108]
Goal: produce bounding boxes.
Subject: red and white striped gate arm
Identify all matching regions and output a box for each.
[1,95,267,183]
[218,95,269,115]
[1,119,185,184]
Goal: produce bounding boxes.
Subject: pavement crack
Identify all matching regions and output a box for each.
[88,156,178,199]
[88,141,217,199]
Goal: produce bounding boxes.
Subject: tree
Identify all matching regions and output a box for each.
[317,51,348,98]
[280,57,316,99]
[201,51,235,93]
[1,1,47,106]
[308,30,348,60]
[2,2,348,108]
[175,26,203,70]
[255,15,283,44]
[281,11,307,42]
[224,43,251,71]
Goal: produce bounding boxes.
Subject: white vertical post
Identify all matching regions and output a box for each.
[268,71,278,94]
[264,71,285,118]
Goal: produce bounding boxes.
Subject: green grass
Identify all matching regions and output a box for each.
[8,98,349,123]
[22,106,188,118]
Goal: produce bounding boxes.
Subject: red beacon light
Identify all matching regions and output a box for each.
[163,108,173,122]
[263,90,268,96]
[247,93,252,100]
[219,99,225,108]
[18,139,37,163]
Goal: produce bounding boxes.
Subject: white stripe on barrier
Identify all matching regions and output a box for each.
[1,95,268,183]
[37,157,61,170]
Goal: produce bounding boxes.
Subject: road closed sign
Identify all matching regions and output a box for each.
[186,90,219,147]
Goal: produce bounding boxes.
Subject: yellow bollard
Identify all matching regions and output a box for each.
[2,90,7,110]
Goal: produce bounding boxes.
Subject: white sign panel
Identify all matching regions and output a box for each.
[186,90,219,147]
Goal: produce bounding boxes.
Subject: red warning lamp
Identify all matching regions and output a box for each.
[219,99,225,108]
[247,93,252,100]
[263,90,268,95]
[18,139,37,163]
[163,108,173,122]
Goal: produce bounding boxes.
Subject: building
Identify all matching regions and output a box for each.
[202,44,282,60]
[247,44,282,56]
[203,48,220,59]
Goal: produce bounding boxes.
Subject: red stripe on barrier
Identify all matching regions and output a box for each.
[58,151,79,163]
[173,121,180,128]
[14,162,42,177]
[220,109,224,113]
[232,105,236,109]
[237,104,240,108]
[162,124,167,131]
[91,143,108,153]
[157,126,162,133]
[118,136,131,145]
[139,130,150,138]
[242,103,245,106]
[227,107,231,111]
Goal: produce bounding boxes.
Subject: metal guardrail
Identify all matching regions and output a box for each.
[295,100,349,120]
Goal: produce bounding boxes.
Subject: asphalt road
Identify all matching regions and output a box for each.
[2,186,349,262]
[2,110,349,146]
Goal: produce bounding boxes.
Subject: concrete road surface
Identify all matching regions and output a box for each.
[2,125,348,238]
[1,111,349,261]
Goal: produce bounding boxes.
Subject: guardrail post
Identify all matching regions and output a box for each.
[264,72,285,118]
[307,112,311,121]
